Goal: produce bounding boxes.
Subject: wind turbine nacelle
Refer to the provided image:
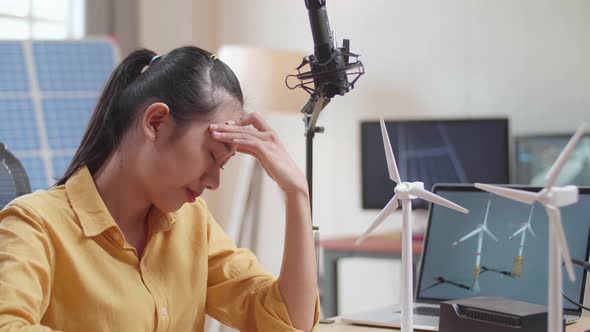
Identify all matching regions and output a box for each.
[542,185,579,207]
[394,181,424,199]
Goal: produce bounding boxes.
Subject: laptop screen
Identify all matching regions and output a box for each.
[416,185,590,314]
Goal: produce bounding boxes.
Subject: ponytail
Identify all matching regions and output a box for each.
[55,49,155,185]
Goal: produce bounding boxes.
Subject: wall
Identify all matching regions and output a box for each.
[85,0,140,55]
[86,0,217,56]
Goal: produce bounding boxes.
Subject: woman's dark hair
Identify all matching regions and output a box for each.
[56,46,243,186]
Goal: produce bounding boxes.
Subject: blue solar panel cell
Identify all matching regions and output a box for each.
[33,41,115,92]
[18,156,46,191]
[52,155,72,183]
[0,98,40,151]
[0,42,30,92]
[43,97,96,150]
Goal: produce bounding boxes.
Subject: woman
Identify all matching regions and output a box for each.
[0,46,318,331]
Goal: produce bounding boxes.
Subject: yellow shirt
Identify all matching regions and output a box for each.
[0,166,319,331]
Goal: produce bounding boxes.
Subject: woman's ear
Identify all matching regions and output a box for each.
[142,102,171,141]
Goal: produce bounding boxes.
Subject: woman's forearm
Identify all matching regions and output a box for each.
[278,190,318,332]
[209,115,318,330]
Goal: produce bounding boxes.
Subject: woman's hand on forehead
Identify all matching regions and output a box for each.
[208,113,308,194]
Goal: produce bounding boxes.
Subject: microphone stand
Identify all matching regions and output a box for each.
[300,93,333,323]
[301,96,330,213]
[287,0,364,320]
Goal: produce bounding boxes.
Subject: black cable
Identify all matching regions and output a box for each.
[562,258,590,312]
[563,291,590,311]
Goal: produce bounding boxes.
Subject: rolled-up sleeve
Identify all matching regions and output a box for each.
[0,204,61,332]
[204,215,319,331]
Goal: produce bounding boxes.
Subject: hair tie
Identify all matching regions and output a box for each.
[149,54,164,65]
[210,53,217,61]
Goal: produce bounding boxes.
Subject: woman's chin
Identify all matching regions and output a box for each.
[154,199,185,213]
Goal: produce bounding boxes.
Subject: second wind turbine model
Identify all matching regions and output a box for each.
[355,117,469,332]
[451,193,498,293]
[508,205,536,277]
[475,123,587,332]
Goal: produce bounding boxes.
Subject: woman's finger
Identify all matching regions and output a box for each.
[233,137,265,152]
[211,130,265,144]
[239,112,272,132]
[211,131,271,159]
[209,123,270,141]
[232,137,270,161]
[234,144,260,159]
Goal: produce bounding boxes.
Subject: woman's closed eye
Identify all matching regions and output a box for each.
[209,152,228,170]
[210,152,224,170]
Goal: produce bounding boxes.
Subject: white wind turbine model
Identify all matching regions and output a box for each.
[475,123,587,332]
[508,205,536,277]
[356,117,469,332]
[451,193,498,293]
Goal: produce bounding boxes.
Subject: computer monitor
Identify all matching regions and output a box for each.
[361,119,509,209]
[515,134,590,186]
[416,184,590,315]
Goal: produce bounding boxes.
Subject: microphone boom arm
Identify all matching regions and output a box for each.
[300,95,330,136]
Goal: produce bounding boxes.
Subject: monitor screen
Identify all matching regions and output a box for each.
[515,134,590,186]
[361,119,509,209]
[416,185,590,313]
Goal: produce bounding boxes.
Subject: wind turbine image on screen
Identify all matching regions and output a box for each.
[508,205,536,277]
[451,193,499,293]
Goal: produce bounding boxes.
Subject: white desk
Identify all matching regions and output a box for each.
[318,317,590,331]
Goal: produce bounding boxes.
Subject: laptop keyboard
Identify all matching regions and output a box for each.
[394,306,440,317]
[413,307,440,317]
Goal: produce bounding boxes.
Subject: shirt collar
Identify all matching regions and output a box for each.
[65,165,177,237]
[149,207,177,233]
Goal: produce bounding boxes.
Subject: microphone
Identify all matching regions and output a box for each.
[287,0,364,99]
[306,0,332,64]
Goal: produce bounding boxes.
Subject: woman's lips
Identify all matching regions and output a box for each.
[185,188,201,202]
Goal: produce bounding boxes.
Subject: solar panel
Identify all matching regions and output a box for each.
[33,41,116,92]
[0,98,39,150]
[0,42,30,93]
[52,155,74,185]
[0,40,119,191]
[43,97,95,150]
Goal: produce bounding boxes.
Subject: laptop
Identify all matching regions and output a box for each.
[342,184,590,331]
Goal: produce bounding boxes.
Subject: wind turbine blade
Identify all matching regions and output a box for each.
[475,183,538,205]
[546,206,576,281]
[452,227,481,247]
[527,224,536,237]
[356,195,399,245]
[379,117,402,183]
[545,123,586,188]
[483,226,499,242]
[410,188,469,214]
[509,225,528,239]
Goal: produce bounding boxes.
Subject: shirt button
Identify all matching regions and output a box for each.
[161,307,168,317]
